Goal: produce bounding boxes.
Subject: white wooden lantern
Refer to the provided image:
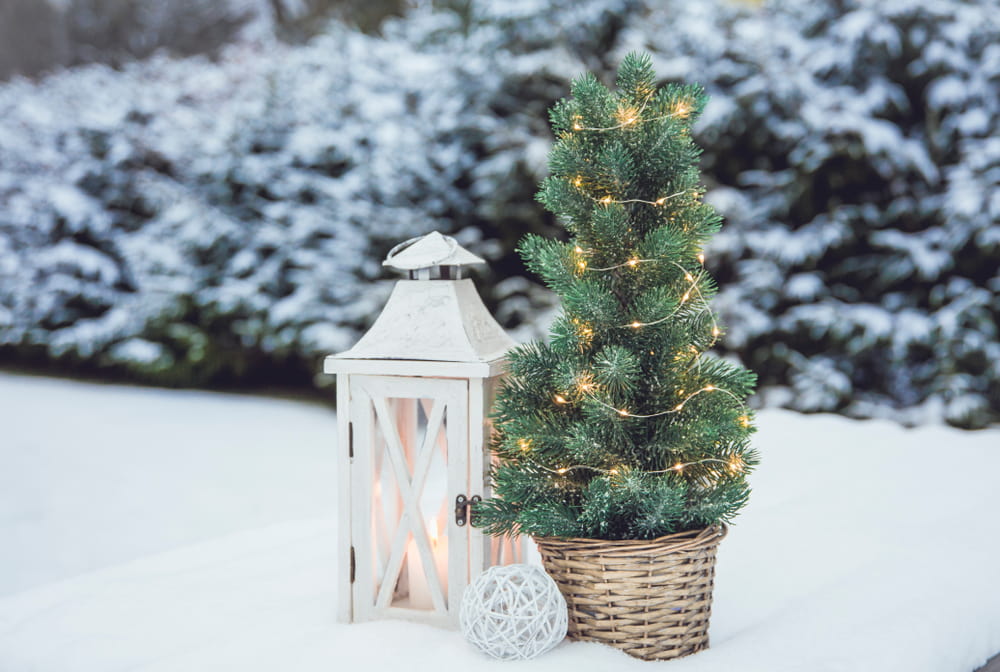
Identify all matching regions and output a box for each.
[325,232,522,627]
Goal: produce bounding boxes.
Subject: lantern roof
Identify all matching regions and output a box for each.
[328,277,516,370]
[383,232,485,271]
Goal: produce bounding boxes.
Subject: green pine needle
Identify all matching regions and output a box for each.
[475,53,758,541]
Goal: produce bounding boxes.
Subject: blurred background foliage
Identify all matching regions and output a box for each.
[0,0,997,428]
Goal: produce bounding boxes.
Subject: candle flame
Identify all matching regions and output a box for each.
[428,518,439,543]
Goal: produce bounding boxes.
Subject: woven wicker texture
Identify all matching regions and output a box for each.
[534,525,726,661]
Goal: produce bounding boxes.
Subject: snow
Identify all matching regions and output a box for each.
[1,371,999,671]
[107,337,166,365]
[0,373,336,595]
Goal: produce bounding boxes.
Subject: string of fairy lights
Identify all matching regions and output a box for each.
[570,96,693,132]
[571,251,722,340]
[553,375,751,422]
[538,378,753,482]
[515,438,747,480]
[514,94,752,485]
[516,440,747,482]
[591,189,694,208]
[540,457,745,477]
[567,100,717,341]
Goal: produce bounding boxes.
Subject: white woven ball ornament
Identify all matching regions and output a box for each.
[459,564,568,660]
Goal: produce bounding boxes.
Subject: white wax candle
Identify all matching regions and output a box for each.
[406,518,448,610]
[407,532,432,610]
[430,519,448,603]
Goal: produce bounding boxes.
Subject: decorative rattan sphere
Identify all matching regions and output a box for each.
[460,564,567,660]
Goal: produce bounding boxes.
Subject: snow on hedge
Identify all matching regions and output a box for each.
[620,0,1000,427]
[0,24,559,388]
[1,0,997,426]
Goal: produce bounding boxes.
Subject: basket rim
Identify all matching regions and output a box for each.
[532,523,727,555]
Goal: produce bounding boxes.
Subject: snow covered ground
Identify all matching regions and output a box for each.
[1,371,998,671]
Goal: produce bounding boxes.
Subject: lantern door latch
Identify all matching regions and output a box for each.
[455,494,481,527]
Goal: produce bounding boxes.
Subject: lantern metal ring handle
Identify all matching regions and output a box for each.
[386,234,458,267]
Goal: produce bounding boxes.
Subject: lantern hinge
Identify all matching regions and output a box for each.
[455,494,482,527]
[349,546,356,583]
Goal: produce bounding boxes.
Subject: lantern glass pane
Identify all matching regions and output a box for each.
[370,396,452,612]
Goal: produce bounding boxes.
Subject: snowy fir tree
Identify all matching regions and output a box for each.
[476,55,759,541]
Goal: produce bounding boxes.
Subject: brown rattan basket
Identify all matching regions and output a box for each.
[534,525,726,661]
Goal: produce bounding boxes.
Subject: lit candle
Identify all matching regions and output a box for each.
[407,530,430,610]
[429,518,447,598]
[406,517,448,610]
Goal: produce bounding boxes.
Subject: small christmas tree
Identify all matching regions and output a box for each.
[476,54,759,541]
